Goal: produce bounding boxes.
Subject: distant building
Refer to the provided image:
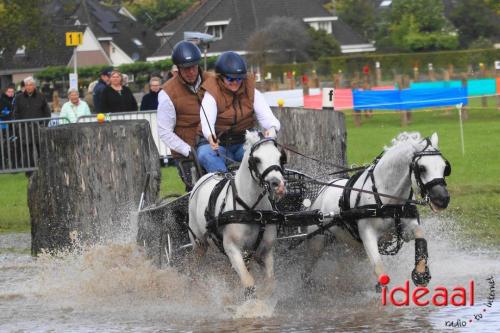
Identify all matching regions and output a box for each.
[0,0,159,87]
[148,0,375,62]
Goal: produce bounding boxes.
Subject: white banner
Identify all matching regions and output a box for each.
[69,73,78,90]
[322,88,335,109]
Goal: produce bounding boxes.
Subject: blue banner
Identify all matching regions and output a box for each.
[467,79,497,96]
[353,90,401,110]
[353,87,468,110]
[410,81,462,89]
[400,87,468,109]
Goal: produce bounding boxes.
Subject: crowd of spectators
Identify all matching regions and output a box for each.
[0,67,173,125]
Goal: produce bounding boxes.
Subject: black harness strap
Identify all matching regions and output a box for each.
[204,176,231,254]
[334,152,420,255]
[204,174,279,255]
[337,169,366,240]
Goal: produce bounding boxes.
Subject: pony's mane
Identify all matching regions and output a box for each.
[384,132,423,152]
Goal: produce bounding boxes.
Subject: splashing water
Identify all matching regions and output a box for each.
[1,214,499,332]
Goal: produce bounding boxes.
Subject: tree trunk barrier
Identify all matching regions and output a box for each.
[271,106,347,176]
[29,120,160,255]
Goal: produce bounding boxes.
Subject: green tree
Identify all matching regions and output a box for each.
[336,0,376,40]
[0,0,51,53]
[246,17,311,67]
[382,0,459,52]
[307,28,341,60]
[449,0,500,48]
[125,0,194,30]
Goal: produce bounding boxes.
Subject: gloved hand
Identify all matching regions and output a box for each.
[208,135,219,151]
[264,126,277,138]
[1,109,10,116]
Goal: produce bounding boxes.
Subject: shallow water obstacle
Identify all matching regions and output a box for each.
[29,120,160,255]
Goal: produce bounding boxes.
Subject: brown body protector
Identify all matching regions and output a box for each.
[163,72,212,159]
[201,74,256,145]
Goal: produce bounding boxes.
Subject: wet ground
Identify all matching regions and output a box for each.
[0,217,499,332]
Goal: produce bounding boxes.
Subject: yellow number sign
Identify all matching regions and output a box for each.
[65,32,83,46]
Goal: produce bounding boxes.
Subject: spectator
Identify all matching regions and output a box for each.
[93,67,112,114]
[60,88,91,123]
[122,73,129,87]
[12,77,51,174]
[100,69,138,113]
[85,80,98,112]
[140,77,161,111]
[0,84,15,123]
[166,65,178,81]
[52,91,62,113]
[12,80,25,108]
[15,80,25,96]
[13,77,51,119]
[1,84,15,134]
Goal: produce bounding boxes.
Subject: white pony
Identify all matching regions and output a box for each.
[188,131,286,299]
[304,132,451,290]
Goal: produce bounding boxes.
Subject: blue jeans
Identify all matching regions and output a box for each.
[197,143,244,173]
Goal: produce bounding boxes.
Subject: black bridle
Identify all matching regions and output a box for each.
[247,136,287,188]
[410,138,451,203]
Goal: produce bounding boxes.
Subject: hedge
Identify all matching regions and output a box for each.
[264,48,500,80]
[35,56,218,87]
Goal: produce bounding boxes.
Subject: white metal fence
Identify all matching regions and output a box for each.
[0,117,69,174]
[76,111,171,158]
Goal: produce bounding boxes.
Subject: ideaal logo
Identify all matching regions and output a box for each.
[378,274,495,328]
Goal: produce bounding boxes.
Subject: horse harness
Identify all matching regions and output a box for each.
[314,138,450,255]
[204,137,286,256]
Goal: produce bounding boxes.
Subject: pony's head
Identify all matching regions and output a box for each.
[410,132,451,211]
[244,130,287,200]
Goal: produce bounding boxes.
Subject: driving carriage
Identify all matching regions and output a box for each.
[137,131,452,298]
[137,138,326,267]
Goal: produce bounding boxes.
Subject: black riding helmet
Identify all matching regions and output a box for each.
[172,41,202,68]
[215,52,247,79]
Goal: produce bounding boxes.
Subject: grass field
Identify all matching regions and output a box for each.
[1,96,499,244]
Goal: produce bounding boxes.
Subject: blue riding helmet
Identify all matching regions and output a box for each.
[215,52,247,79]
[172,41,202,68]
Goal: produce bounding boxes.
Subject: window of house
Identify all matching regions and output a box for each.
[132,38,143,48]
[206,25,225,39]
[15,46,26,56]
[304,17,335,34]
[205,20,230,40]
[317,21,332,33]
[307,21,332,34]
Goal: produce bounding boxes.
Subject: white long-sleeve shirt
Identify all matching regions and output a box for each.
[157,89,191,157]
[200,89,280,140]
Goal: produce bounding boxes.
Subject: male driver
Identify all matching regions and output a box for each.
[157,41,212,189]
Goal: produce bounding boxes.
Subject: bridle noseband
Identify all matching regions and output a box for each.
[410,138,451,201]
[248,136,286,188]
